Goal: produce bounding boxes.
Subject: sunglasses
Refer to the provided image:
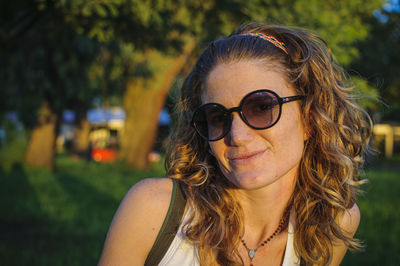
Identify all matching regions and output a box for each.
[191,89,305,141]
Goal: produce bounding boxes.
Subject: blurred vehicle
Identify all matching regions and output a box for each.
[89,126,119,163]
[87,107,124,163]
[91,147,117,162]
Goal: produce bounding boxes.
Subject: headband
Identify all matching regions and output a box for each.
[242,32,288,54]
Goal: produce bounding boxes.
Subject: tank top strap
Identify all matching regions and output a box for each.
[144,179,187,266]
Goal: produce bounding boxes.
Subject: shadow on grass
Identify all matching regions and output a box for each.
[53,171,120,265]
[0,161,120,266]
[0,163,48,265]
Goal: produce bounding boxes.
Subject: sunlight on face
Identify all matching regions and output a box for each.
[203,60,306,191]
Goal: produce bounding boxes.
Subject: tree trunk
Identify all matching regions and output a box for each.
[74,117,91,154]
[25,101,58,171]
[120,39,195,169]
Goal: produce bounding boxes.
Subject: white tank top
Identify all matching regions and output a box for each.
[158,209,300,265]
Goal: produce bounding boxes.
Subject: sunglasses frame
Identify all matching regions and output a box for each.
[191,89,305,141]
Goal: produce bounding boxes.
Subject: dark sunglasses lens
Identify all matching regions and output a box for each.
[193,104,230,140]
[242,91,280,128]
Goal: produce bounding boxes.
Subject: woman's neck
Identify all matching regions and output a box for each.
[232,170,296,241]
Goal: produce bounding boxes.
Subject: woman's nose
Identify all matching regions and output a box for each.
[225,113,253,146]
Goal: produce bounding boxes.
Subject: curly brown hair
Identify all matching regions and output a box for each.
[165,23,372,265]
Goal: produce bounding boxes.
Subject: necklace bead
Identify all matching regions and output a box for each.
[241,205,291,265]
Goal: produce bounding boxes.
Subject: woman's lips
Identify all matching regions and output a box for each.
[228,150,265,164]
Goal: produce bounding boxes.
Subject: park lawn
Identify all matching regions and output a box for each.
[0,155,399,265]
[0,156,165,266]
[342,163,400,265]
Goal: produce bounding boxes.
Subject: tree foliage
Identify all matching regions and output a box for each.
[0,0,388,169]
[350,4,400,121]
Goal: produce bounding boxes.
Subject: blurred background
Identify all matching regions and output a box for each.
[0,0,399,265]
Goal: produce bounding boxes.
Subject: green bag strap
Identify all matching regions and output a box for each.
[144,179,187,266]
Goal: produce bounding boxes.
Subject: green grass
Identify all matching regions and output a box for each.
[0,155,165,266]
[0,154,399,265]
[342,161,400,265]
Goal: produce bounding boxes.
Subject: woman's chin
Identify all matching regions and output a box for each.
[226,171,277,190]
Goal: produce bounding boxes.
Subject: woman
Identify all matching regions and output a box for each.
[99,23,372,265]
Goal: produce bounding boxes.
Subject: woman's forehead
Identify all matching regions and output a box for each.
[202,60,295,105]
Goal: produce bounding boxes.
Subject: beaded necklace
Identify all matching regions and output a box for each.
[241,205,291,266]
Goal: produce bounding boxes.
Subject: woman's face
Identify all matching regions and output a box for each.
[203,60,307,191]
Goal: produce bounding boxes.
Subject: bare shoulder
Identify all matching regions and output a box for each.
[124,177,174,208]
[330,203,361,265]
[339,203,361,236]
[98,178,173,266]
